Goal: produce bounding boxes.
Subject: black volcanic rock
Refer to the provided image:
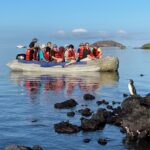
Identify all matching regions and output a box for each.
[83,94,95,100]
[67,111,75,117]
[97,138,107,145]
[54,99,78,109]
[83,138,91,143]
[5,145,43,150]
[54,121,81,134]
[121,94,150,142]
[91,40,126,49]
[81,109,107,131]
[78,108,92,117]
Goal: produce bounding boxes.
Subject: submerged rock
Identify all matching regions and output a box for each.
[96,99,109,105]
[83,138,91,143]
[97,138,107,145]
[83,94,95,100]
[5,145,43,150]
[54,121,81,134]
[54,99,78,109]
[67,111,75,117]
[78,108,92,117]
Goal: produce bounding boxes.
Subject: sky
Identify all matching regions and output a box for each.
[0,0,150,46]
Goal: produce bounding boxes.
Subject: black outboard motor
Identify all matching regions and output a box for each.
[16,54,26,60]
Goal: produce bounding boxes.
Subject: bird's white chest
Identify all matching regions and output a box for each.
[128,84,134,95]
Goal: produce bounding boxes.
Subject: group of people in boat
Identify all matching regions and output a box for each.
[21,38,102,67]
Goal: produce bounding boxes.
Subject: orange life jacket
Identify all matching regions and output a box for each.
[78,48,93,59]
[67,50,75,58]
[93,48,102,58]
[26,49,31,61]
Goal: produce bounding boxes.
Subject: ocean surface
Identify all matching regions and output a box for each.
[0,45,150,150]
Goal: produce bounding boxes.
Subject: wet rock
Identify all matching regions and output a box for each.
[106,105,113,110]
[81,108,107,131]
[31,119,38,123]
[54,121,81,134]
[78,108,92,117]
[140,74,144,77]
[97,138,107,145]
[32,145,43,150]
[5,145,32,150]
[96,99,109,105]
[81,104,88,107]
[83,138,91,143]
[123,93,128,98]
[83,94,95,100]
[121,94,150,142]
[113,106,122,115]
[112,101,121,105]
[54,99,78,109]
[67,111,75,117]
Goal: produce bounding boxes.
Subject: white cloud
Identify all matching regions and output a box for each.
[57,30,65,35]
[72,28,88,33]
[117,29,127,35]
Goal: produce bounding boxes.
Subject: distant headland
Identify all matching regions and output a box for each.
[141,43,150,49]
[91,40,126,49]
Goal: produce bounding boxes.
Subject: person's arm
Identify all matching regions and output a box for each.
[39,51,47,61]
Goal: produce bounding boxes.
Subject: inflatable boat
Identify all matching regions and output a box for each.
[7,57,119,72]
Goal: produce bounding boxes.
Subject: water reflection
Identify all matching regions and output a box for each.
[9,71,119,98]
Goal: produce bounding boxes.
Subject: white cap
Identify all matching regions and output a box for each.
[41,44,46,49]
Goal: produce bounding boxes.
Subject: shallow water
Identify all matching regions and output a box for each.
[0,46,150,150]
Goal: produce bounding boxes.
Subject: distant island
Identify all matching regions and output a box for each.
[91,40,126,49]
[141,43,150,49]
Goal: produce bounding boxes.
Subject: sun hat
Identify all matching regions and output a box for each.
[41,44,46,49]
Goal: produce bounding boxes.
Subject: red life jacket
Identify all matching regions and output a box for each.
[44,51,50,61]
[67,50,75,58]
[55,51,61,58]
[26,49,35,61]
[78,48,93,59]
[78,47,84,59]
[33,51,37,60]
[26,49,31,61]
[93,48,102,58]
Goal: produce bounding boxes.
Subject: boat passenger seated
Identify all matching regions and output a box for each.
[38,44,47,62]
[26,38,38,61]
[64,44,76,67]
[59,46,65,62]
[44,42,53,61]
[51,44,63,63]
[92,47,102,59]
[77,43,95,61]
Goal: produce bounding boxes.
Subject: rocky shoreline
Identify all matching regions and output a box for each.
[5,93,150,149]
[54,93,150,147]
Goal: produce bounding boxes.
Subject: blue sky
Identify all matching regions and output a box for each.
[0,0,150,46]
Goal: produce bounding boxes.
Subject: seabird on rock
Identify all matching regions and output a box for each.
[128,79,137,96]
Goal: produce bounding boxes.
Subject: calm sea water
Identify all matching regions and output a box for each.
[0,45,150,150]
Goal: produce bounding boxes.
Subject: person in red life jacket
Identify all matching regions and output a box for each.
[59,46,65,62]
[77,42,94,61]
[44,42,53,61]
[51,44,63,63]
[64,44,76,67]
[92,46,102,59]
[26,38,38,61]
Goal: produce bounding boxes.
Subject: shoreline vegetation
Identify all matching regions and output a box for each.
[141,43,150,49]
